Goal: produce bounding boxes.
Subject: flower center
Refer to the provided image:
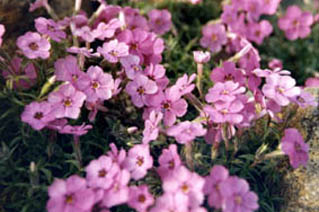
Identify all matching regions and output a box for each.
[136,156,144,166]
[297,96,305,103]
[221,89,229,95]
[65,194,74,204]
[221,109,228,114]
[155,19,162,25]
[168,160,175,169]
[255,30,261,37]
[64,98,72,107]
[138,194,146,203]
[163,102,171,110]
[98,169,107,177]
[293,19,299,27]
[34,112,43,120]
[224,74,234,81]
[29,42,39,51]
[294,142,303,153]
[132,65,140,71]
[211,33,218,42]
[276,87,285,94]
[110,50,118,57]
[47,25,55,32]
[137,86,145,95]
[72,74,78,81]
[131,43,138,50]
[235,195,242,205]
[181,183,189,193]
[92,81,100,89]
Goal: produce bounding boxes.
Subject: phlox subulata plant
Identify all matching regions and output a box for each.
[0,0,319,211]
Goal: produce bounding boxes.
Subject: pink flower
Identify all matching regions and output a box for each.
[48,84,86,119]
[262,74,301,106]
[189,0,202,4]
[244,0,263,21]
[67,47,100,58]
[170,73,196,98]
[21,101,55,130]
[17,32,51,59]
[157,144,182,180]
[147,88,188,126]
[148,9,172,35]
[166,121,207,144]
[120,55,142,80]
[74,26,96,43]
[262,0,281,15]
[305,77,319,88]
[98,39,129,63]
[107,143,127,167]
[123,144,153,180]
[204,100,244,124]
[125,74,158,108]
[205,81,246,103]
[144,63,169,89]
[125,8,149,31]
[221,5,239,27]
[219,176,259,212]
[54,56,87,87]
[46,175,95,212]
[0,24,5,46]
[102,169,130,208]
[143,110,163,144]
[204,165,229,209]
[193,51,211,64]
[268,58,283,70]
[291,89,318,108]
[163,166,205,208]
[85,155,120,189]
[93,18,122,40]
[35,17,66,42]
[77,66,114,102]
[281,128,309,169]
[200,23,227,53]
[149,192,188,212]
[59,123,92,136]
[278,5,314,40]
[2,57,37,89]
[210,62,245,86]
[246,20,273,45]
[128,185,154,212]
[29,0,48,12]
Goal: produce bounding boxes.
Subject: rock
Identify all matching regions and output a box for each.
[281,87,319,212]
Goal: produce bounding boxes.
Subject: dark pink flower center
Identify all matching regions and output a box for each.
[29,42,39,51]
[255,30,261,37]
[211,33,218,42]
[64,98,72,107]
[162,102,171,110]
[98,169,107,177]
[155,19,162,25]
[235,195,242,205]
[47,25,55,32]
[34,112,43,120]
[181,183,189,193]
[224,74,234,81]
[91,81,100,89]
[168,160,175,169]
[294,142,303,153]
[110,50,118,57]
[65,194,74,204]
[137,86,145,95]
[297,96,305,103]
[293,19,299,27]
[138,194,146,203]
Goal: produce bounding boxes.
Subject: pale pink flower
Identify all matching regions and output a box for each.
[59,123,92,136]
[67,47,100,58]
[200,23,227,53]
[29,0,48,12]
[262,0,281,15]
[205,81,246,103]
[246,20,273,45]
[0,24,5,46]
[290,89,318,108]
[35,17,66,42]
[305,77,319,88]
[128,185,154,212]
[98,39,129,63]
[170,73,196,98]
[74,26,96,43]
[244,0,263,21]
[193,51,211,64]
[120,55,142,80]
[148,9,172,35]
[210,62,245,86]
[149,192,188,212]
[268,59,283,70]
[17,32,51,59]
[143,110,163,144]
[157,144,182,180]
[93,18,122,40]
[123,144,153,180]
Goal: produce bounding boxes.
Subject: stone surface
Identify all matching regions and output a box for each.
[281,87,319,212]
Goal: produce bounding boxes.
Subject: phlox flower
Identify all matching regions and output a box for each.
[143,110,163,144]
[205,81,246,103]
[253,68,290,78]
[2,57,37,89]
[29,0,48,12]
[246,20,273,45]
[93,5,121,28]
[123,144,153,180]
[189,0,202,4]
[17,32,51,59]
[0,24,5,46]
[221,5,239,27]
[166,121,207,144]
[120,55,142,80]
[124,7,149,31]
[59,123,92,136]
[21,101,55,130]
[35,17,66,42]
[268,59,283,70]
[54,56,87,88]
[281,128,309,169]
[93,18,122,40]
[67,46,100,58]
[147,87,188,126]
[107,143,127,167]
[305,77,319,88]
[170,73,196,98]
[210,61,245,86]
[148,9,172,35]
[200,23,227,53]
[77,66,114,102]
[85,155,120,189]
[48,84,86,119]
[46,175,96,212]
[204,121,222,145]
[102,169,131,208]
[125,74,158,108]
[278,5,314,40]
[204,100,244,124]
[262,0,281,15]
[163,166,205,208]
[46,119,68,131]
[219,176,259,212]
[204,165,229,209]
[128,185,154,212]
[149,192,189,212]
[244,0,263,21]
[157,144,182,180]
[262,74,301,106]
[193,51,211,64]
[291,89,318,108]
[98,39,129,63]
[144,63,169,89]
[74,26,96,43]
